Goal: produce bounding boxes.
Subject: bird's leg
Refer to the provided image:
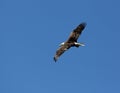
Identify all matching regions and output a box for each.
[74,42,85,47]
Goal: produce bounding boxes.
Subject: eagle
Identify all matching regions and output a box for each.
[54,22,87,62]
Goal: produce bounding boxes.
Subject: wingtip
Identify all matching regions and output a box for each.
[80,22,87,27]
[53,57,57,62]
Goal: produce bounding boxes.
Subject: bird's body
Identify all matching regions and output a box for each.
[54,22,86,62]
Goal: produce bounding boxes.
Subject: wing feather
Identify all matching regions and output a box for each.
[54,44,70,62]
[67,23,86,42]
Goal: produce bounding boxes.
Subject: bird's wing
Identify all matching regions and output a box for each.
[54,44,70,62]
[67,22,86,42]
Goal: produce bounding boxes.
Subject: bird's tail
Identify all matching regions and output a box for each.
[75,42,85,47]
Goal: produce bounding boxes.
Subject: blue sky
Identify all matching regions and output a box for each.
[0,0,120,93]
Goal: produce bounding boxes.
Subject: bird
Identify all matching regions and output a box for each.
[53,22,87,62]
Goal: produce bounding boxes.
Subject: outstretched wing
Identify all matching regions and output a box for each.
[54,44,71,62]
[67,22,86,42]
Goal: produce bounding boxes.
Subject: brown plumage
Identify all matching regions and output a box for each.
[54,22,87,62]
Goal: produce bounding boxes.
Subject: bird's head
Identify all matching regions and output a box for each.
[59,42,65,47]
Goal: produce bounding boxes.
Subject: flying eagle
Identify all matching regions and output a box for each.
[54,22,87,62]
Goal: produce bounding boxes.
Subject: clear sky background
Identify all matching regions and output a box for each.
[0,0,120,93]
